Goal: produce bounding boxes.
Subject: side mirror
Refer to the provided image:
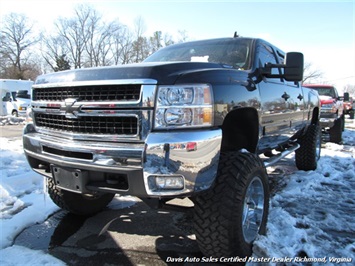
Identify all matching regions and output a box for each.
[344,92,350,102]
[284,52,304,82]
[260,52,304,82]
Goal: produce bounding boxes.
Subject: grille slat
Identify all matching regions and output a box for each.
[33,85,141,102]
[35,114,138,135]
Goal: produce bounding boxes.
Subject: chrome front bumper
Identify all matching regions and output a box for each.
[23,123,221,198]
[319,109,338,128]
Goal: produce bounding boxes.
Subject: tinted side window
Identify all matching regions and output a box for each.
[259,44,277,67]
[257,43,283,80]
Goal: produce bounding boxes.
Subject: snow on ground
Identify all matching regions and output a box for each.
[252,127,355,265]
[0,119,354,265]
[0,116,26,126]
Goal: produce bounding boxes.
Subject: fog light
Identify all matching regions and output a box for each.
[149,175,184,191]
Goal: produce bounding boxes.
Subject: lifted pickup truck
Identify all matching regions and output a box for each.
[23,36,320,258]
[303,84,344,143]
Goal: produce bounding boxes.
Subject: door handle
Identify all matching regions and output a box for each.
[282,92,290,101]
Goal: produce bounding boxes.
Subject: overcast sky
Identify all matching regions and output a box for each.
[1,0,354,91]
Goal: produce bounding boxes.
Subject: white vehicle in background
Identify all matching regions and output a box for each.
[0,79,33,117]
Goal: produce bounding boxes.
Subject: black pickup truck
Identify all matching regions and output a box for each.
[23,36,320,258]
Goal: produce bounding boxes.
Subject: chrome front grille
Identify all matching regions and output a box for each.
[33,84,141,102]
[31,80,157,141]
[35,113,138,135]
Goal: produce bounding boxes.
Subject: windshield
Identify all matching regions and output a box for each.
[310,87,336,98]
[16,90,31,99]
[144,38,253,70]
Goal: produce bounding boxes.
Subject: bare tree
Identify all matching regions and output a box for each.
[177,30,189,43]
[54,55,71,72]
[134,16,146,41]
[302,62,323,84]
[162,32,175,47]
[344,84,355,96]
[0,13,39,79]
[41,34,70,71]
[82,6,101,67]
[37,3,188,70]
[52,4,98,69]
[147,31,175,56]
[86,20,123,67]
[53,18,83,69]
[111,25,134,65]
[45,4,129,68]
[132,16,150,62]
[150,31,162,53]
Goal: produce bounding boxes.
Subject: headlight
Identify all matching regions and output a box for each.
[26,107,33,122]
[155,84,213,129]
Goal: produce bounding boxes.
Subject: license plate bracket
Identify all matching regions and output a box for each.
[51,165,89,193]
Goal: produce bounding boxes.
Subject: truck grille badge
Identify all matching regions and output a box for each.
[60,98,81,118]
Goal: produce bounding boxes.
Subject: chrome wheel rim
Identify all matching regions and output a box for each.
[242,176,265,243]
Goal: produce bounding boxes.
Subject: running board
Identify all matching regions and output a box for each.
[263,143,300,168]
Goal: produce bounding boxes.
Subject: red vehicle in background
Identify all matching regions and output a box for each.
[303,84,344,143]
[341,92,354,119]
[186,142,197,151]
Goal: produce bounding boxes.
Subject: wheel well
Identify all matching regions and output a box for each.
[311,107,320,125]
[220,107,259,153]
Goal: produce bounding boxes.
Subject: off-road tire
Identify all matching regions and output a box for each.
[11,110,18,117]
[194,151,269,258]
[295,124,321,171]
[329,117,342,143]
[349,110,354,120]
[47,178,115,216]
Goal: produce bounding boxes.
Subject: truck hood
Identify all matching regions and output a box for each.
[16,98,31,105]
[319,95,335,105]
[35,62,233,85]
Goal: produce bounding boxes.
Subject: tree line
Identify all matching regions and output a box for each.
[0,3,189,81]
[3,3,343,90]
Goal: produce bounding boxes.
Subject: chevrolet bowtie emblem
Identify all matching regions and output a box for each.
[60,98,81,118]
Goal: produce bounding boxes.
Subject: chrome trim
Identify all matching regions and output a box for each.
[263,143,300,167]
[143,129,222,196]
[242,176,265,243]
[23,129,144,169]
[154,83,214,129]
[320,108,335,114]
[23,124,222,197]
[32,84,156,108]
[27,78,222,197]
[33,79,158,88]
[319,118,336,128]
[33,109,153,142]
[31,80,157,142]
